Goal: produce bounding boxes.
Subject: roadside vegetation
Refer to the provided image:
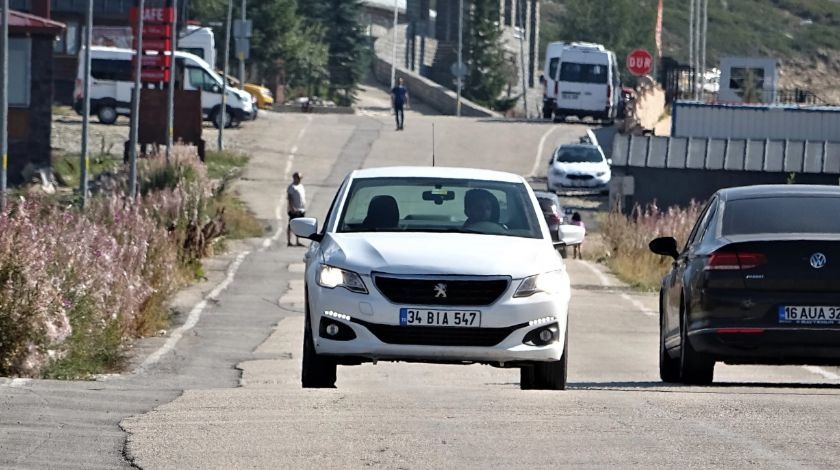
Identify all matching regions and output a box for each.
[598,201,704,291]
[1,147,262,379]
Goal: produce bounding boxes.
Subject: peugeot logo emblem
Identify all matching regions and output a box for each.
[433,283,448,298]
[810,252,827,269]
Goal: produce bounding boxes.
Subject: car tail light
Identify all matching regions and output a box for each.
[607,84,612,101]
[705,251,767,271]
[554,81,559,96]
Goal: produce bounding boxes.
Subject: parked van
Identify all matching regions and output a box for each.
[542,42,621,124]
[73,46,254,128]
[178,25,216,70]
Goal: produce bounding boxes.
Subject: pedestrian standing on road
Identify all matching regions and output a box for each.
[391,77,409,131]
[570,211,585,259]
[287,172,307,247]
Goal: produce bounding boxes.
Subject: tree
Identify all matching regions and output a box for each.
[299,0,369,105]
[464,0,510,109]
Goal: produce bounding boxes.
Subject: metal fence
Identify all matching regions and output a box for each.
[612,134,840,175]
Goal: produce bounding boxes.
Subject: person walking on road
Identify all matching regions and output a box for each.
[287,172,307,247]
[570,211,585,259]
[391,77,409,131]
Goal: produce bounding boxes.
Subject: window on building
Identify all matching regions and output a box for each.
[54,20,80,56]
[10,38,31,107]
[504,0,512,26]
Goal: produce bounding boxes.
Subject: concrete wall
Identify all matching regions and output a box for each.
[371,54,500,118]
[610,133,840,210]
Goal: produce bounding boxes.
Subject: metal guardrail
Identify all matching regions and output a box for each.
[611,134,840,175]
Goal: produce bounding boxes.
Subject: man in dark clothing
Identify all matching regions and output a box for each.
[391,77,409,130]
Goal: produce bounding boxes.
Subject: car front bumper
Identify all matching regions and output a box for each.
[308,279,570,365]
[547,174,610,190]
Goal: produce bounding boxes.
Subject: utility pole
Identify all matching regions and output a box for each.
[166,0,177,163]
[456,0,463,117]
[80,0,93,208]
[688,0,695,100]
[129,0,146,200]
[390,0,398,89]
[700,0,708,101]
[0,0,8,212]
[218,0,232,151]
[516,0,528,119]
[238,0,245,88]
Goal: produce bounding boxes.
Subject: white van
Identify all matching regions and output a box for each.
[178,25,216,70]
[73,46,254,128]
[542,42,621,124]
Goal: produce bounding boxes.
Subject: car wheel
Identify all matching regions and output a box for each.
[301,295,337,389]
[659,298,681,383]
[97,105,118,125]
[520,325,568,390]
[212,107,233,129]
[679,299,714,385]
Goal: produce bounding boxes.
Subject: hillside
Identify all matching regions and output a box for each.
[541,0,840,104]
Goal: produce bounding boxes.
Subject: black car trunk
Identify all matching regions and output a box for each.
[722,239,840,292]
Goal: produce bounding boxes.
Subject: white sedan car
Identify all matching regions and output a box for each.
[546,143,611,194]
[290,166,582,390]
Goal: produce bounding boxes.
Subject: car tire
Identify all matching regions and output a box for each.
[659,299,681,383]
[520,326,568,391]
[679,300,714,385]
[301,295,337,389]
[211,107,233,129]
[97,105,118,125]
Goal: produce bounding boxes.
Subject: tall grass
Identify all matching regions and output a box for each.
[600,201,705,291]
[0,146,250,378]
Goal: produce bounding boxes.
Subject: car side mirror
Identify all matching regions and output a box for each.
[211,84,222,94]
[290,217,320,241]
[649,236,679,259]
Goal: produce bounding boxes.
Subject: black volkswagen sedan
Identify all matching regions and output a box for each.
[649,185,840,385]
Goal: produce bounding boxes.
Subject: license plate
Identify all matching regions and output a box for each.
[562,92,579,99]
[399,308,481,327]
[778,305,840,324]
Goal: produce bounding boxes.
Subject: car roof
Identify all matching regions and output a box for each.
[718,184,840,202]
[348,166,527,183]
[555,143,601,151]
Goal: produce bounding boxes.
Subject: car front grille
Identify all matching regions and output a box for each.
[566,174,594,181]
[352,319,522,347]
[373,275,510,306]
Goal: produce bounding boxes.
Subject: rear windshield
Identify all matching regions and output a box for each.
[559,62,607,84]
[554,146,603,163]
[722,196,840,235]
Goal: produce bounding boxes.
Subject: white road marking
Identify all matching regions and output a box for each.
[802,365,840,381]
[620,293,657,317]
[135,116,314,373]
[0,378,32,388]
[579,259,613,287]
[136,252,250,373]
[530,126,559,178]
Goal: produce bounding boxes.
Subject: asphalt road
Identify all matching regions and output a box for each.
[3,96,840,469]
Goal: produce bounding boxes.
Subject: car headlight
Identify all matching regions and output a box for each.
[551,168,565,176]
[317,265,368,294]
[595,171,607,177]
[514,269,565,298]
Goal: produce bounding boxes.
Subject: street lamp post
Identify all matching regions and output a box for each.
[1,0,8,211]
[218,0,232,151]
[128,0,146,200]
[80,0,93,208]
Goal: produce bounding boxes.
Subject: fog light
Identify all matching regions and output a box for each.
[539,329,554,343]
[326,323,340,337]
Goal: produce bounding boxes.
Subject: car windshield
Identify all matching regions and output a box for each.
[555,147,603,163]
[336,177,543,239]
[722,196,840,235]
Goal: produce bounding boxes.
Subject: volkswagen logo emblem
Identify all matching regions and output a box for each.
[810,252,827,269]
[433,283,448,298]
